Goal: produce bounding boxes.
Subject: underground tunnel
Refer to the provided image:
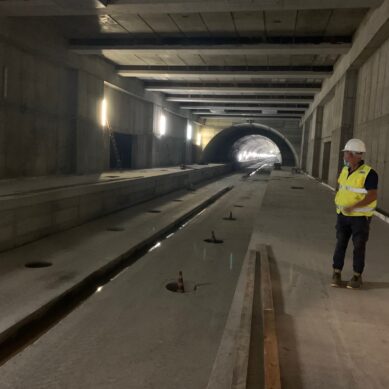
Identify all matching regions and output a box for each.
[1,1,389,388]
[202,123,298,166]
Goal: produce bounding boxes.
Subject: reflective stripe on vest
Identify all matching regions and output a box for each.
[336,205,375,213]
[338,185,367,194]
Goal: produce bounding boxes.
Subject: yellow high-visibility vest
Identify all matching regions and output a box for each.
[335,164,377,217]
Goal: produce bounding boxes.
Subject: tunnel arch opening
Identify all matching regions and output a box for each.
[202,123,298,167]
[232,135,282,164]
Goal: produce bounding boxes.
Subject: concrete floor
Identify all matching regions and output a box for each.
[1,169,388,388]
[0,172,268,388]
[0,172,233,345]
[252,170,389,389]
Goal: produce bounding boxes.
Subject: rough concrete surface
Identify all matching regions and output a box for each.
[254,170,389,389]
[0,174,268,389]
[0,164,231,252]
[0,172,231,345]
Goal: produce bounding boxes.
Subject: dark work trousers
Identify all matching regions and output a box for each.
[333,213,371,274]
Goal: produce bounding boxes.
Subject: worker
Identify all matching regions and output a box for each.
[332,139,378,289]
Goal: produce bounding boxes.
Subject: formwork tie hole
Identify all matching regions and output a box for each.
[204,231,224,244]
[25,261,53,268]
[106,226,125,232]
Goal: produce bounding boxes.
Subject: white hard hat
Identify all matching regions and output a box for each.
[342,138,366,153]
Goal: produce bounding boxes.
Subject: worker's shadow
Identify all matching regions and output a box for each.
[361,281,389,290]
[267,246,304,389]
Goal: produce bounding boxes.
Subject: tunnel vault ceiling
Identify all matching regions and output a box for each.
[202,123,298,166]
[0,0,380,122]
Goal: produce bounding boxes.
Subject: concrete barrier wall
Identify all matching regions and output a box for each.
[0,165,232,253]
[354,36,389,212]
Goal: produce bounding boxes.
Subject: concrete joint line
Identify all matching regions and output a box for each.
[260,244,281,389]
[208,244,281,389]
[231,249,257,389]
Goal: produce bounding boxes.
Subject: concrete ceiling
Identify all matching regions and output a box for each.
[0,1,381,121]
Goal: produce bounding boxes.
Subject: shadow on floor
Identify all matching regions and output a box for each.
[268,245,304,389]
[246,253,264,388]
[362,281,389,290]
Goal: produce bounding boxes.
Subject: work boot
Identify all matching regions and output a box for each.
[347,274,363,289]
[331,270,342,287]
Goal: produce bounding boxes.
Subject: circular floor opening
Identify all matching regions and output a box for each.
[165,281,197,293]
[148,210,162,213]
[204,238,224,244]
[234,205,244,208]
[25,261,53,268]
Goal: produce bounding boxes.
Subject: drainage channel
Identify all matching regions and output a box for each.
[0,186,233,366]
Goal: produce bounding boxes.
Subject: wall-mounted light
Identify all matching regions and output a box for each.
[196,132,202,146]
[186,123,193,141]
[101,98,108,127]
[159,113,166,136]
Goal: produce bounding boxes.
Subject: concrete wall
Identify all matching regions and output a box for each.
[151,106,201,167]
[302,71,357,188]
[320,77,345,188]
[302,35,389,212]
[0,17,196,179]
[354,36,389,211]
[0,40,80,177]
[76,72,109,174]
[300,0,389,213]
[0,18,114,177]
[104,84,154,169]
[0,164,231,253]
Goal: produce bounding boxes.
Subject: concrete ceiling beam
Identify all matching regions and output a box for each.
[167,97,314,103]
[0,0,382,16]
[180,106,307,112]
[145,84,321,95]
[71,43,351,56]
[117,67,332,80]
[196,113,303,118]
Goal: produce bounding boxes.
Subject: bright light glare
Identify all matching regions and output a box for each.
[237,151,276,162]
[149,242,161,252]
[101,98,108,127]
[186,123,193,140]
[159,114,166,136]
[196,132,202,146]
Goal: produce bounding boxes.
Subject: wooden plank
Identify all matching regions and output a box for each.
[206,246,257,389]
[231,249,257,389]
[259,244,282,389]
